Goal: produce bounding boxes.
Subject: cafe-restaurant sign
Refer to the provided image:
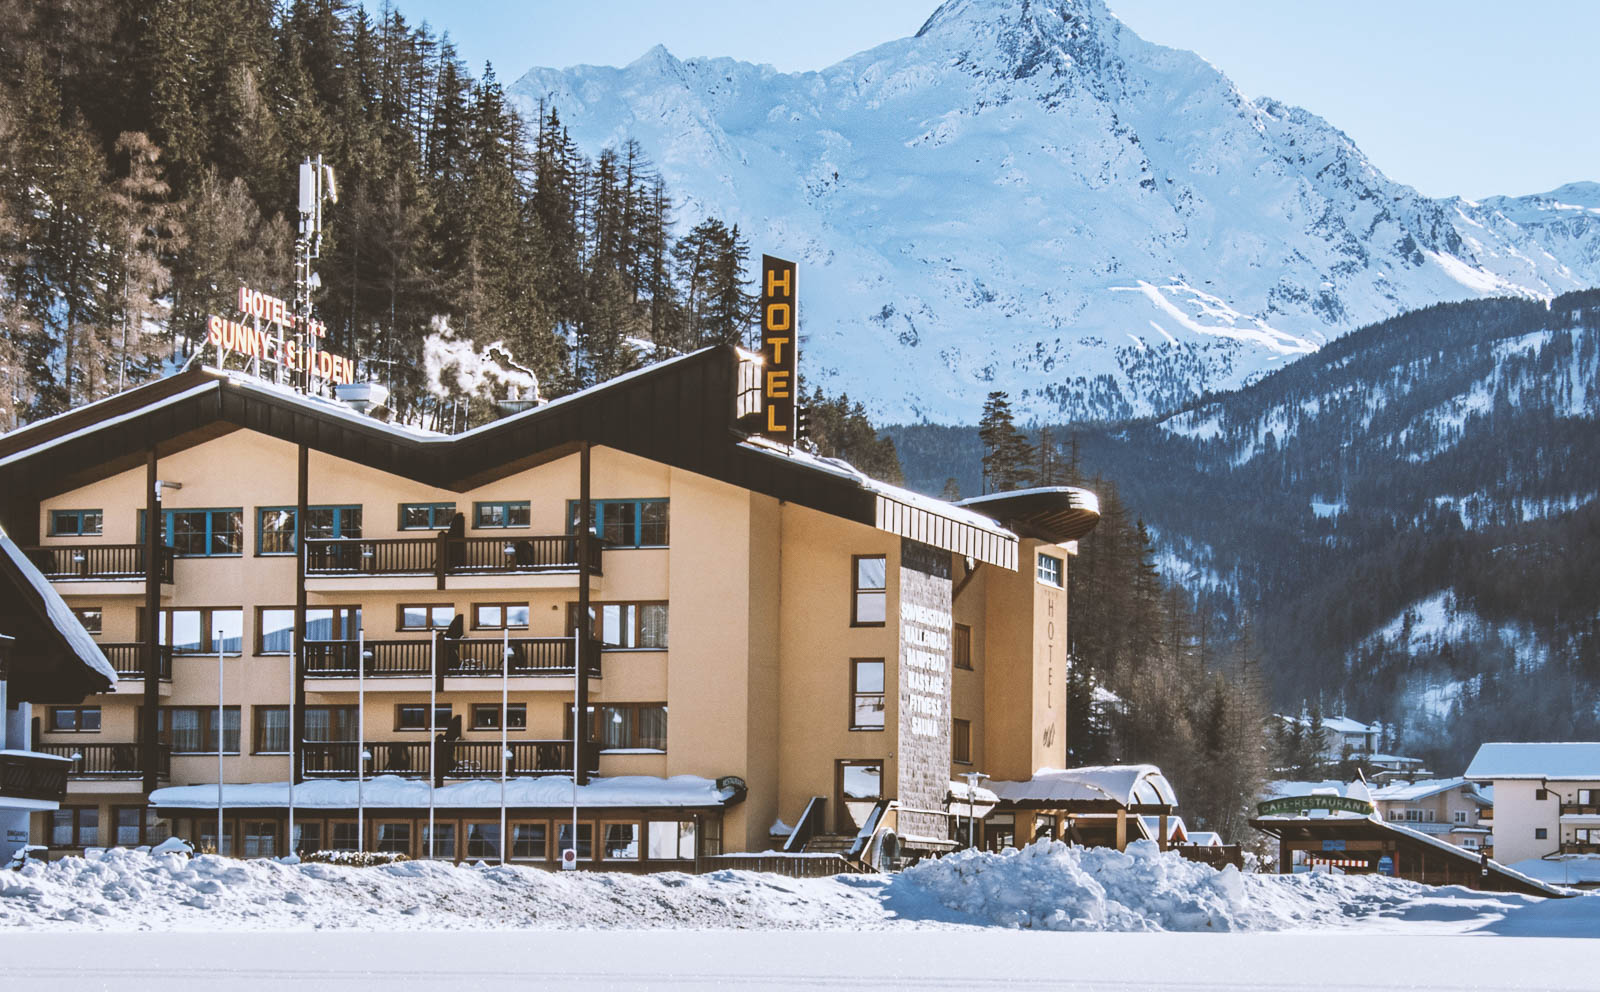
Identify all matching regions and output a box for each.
[1255,795,1376,817]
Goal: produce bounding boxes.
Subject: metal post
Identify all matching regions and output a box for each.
[287,628,295,858]
[141,452,160,797]
[217,630,225,855]
[428,633,436,860]
[571,628,580,867]
[357,626,365,853]
[500,626,509,866]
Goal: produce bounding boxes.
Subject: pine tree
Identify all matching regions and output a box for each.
[978,391,1033,492]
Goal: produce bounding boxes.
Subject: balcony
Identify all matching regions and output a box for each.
[302,637,600,680]
[300,739,593,779]
[0,750,71,803]
[35,742,171,780]
[1562,843,1600,855]
[22,544,173,583]
[1560,803,1600,816]
[303,536,601,580]
[101,643,173,681]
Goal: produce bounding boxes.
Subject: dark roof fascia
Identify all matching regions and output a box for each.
[957,488,1101,544]
[0,539,115,700]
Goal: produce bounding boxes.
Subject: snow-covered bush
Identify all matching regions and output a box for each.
[301,850,409,867]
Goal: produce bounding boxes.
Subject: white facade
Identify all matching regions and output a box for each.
[1465,742,1600,865]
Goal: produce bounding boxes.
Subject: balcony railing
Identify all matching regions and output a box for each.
[304,535,601,579]
[100,643,173,681]
[300,739,592,779]
[33,742,170,780]
[0,751,71,802]
[1559,803,1600,816]
[302,637,600,679]
[22,544,173,583]
[1562,842,1600,855]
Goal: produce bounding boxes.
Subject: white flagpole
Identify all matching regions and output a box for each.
[357,626,366,853]
[500,625,509,866]
[429,632,436,860]
[288,628,296,858]
[217,630,225,855]
[571,627,580,868]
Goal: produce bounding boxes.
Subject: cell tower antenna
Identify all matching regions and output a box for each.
[294,155,338,394]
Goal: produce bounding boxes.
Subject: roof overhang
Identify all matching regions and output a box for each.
[957,487,1100,544]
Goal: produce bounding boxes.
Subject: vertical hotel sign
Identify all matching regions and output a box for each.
[760,255,797,442]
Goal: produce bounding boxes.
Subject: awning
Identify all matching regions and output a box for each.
[947,779,1000,819]
[149,774,741,811]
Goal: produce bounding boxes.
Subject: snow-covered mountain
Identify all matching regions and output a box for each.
[509,0,1600,423]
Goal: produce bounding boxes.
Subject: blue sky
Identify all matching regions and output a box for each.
[366,0,1598,200]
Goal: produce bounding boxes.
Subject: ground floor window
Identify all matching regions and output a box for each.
[50,806,99,848]
[112,806,169,847]
[512,822,548,860]
[647,820,697,860]
[195,820,234,855]
[375,822,412,855]
[985,813,1016,852]
[242,820,278,858]
[328,820,359,852]
[836,759,885,832]
[293,821,322,855]
[423,822,457,860]
[602,822,640,860]
[465,822,502,860]
[556,822,593,861]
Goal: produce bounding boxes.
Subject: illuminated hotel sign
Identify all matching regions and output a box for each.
[759,255,796,442]
[207,286,355,385]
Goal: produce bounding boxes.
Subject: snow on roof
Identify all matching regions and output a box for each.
[1508,855,1600,886]
[1371,778,1472,803]
[956,486,1102,517]
[1367,753,1425,765]
[0,527,117,686]
[993,765,1178,808]
[1261,780,1348,800]
[1465,742,1600,781]
[148,774,738,810]
[1139,815,1186,840]
[1185,831,1223,847]
[948,779,1000,804]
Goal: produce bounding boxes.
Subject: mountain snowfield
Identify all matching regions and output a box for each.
[509,0,1600,423]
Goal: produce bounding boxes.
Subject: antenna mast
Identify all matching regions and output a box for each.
[294,155,338,394]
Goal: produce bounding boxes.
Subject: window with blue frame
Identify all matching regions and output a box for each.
[256,505,362,555]
[474,501,530,529]
[49,509,103,537]
[1036,552,1063,587]
[399,502,456,530]
[566,499,668,548]
[138,508,244,557]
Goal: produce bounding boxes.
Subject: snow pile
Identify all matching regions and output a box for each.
[422,317,538,403]
[892,840,1256,931]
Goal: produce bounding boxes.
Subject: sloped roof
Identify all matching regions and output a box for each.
[957,487,1101,543]
[0,527,115,700]
[993,765,1178,809]
[1466,742,1600,781]
[1371,778,1473,803]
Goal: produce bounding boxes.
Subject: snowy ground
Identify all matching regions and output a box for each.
[2,841,1595,989]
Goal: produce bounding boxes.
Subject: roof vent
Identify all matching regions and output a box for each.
[335,381,391,417]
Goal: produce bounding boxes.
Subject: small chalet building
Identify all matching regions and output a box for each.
[1465,742,1600,866]
[0,346,1102,868]
[0,528,117,857]
[1370,778,1492,853]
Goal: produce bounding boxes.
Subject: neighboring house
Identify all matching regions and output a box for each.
[1278,714,1383,764]
[1464,742,1600,865]
[1366,754,1430,781]
[0,347,1100,867]
[0,528,117,857]
[1370,778,1492,853]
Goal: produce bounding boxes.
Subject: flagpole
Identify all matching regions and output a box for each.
[217,629,225,855]
[287,628,296,858]
[571,627,579,868]
[429,631,437,860]
[357,626,366,853]
[500,625,509,866]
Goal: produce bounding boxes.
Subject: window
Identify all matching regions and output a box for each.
[256,505,362,554]
[399,502,456,530]
[647,820,697,860]
[567,602,668,649]
[329,821,360,852]
[143,607,244,654]
[1454,810,1470,825]
[465,822,502,860]
[257,606,361,654]
[1535,788,1549,801]
[156,706,241,754]
[1580,789,1599,805]
[71,607,102,635]
[1037,553,1063,587]
[567,703,667,751]
[292,821,322,855]
[139,508,244,556]
[253,705,356,753]
[851,660,885,730]
[50,807,99,847]
[512,822,548,860]
[556,821,593,860]
[568,499,669,548]
[474,501,530,529]
[953,718,972,764]
[113,806,167,847]
[1535,827,1549,840]
[195,820,233,855]
[375,822,412,854]
[49,706,101,732]
[397,704,452,732]
[603,822,640,860]
[1462,837,1479,850]
[242,821,278,858]
[852,555,887,625]
[255,707,291,753]
[473,603,530,630]
[49,508,103,536]
[471,703,527,731]
[953,623,973,670]
[399,604,455,631]
[422,822,457,860]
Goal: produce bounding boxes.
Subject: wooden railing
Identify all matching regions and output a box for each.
[23,544,173,582]
[299,739,590,779]
[100,643,173,681]
[302,637,600,679]
[34,742,170,780]
[0,751,71,801]
[1175,844,1246,871]
[1559,803,1600,816]
[304,535,601,578]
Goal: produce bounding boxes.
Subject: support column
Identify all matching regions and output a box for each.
[141,450,161,796]
[293,444,308,784]
[1115,807,1127,851]
[575,441,593,786]
[1279,837,1292,874]
[1158,812,1169,851]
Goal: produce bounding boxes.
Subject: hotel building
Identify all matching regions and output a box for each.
[0,345,1099,868]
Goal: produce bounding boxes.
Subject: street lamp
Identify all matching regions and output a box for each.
[962,770,990,851]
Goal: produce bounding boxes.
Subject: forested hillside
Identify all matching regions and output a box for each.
[0,0,756,431]
[894,289,1600,772]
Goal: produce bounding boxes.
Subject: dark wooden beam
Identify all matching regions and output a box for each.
[141,450,160,796]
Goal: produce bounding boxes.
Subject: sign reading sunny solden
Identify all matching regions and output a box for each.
[206,286,355,385]
[759,255,796,442]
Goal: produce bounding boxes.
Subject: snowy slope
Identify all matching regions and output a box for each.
[508,0,1600,423]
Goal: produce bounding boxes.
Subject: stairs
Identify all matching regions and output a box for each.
[803,833,856,855]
